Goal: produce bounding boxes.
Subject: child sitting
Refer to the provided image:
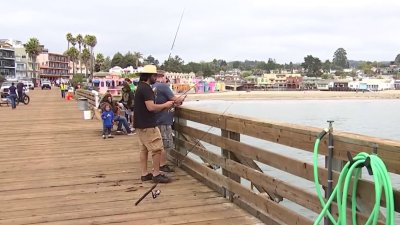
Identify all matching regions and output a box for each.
[101,103,114,139]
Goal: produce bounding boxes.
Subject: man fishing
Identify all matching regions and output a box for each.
[134,65,175,183]
[153,71,185,173]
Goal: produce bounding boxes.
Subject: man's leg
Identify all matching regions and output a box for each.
[137,129,149,176]
[159,125,175,172]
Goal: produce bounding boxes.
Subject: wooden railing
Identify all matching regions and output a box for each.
[172,106,400,225]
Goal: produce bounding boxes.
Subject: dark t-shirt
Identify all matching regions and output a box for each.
[134,82,157,128]
[153,82,174,125]
[17,83,24,92]
[9,86,17,95]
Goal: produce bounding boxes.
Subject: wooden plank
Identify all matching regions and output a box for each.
[170,150,314,225]
[176,106,400,173]
[175,138,385,225]
[0,89,262,225]
[176,124,400,213]
[221,129,241,200]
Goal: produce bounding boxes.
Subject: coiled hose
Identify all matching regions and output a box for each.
[313,130,394,225]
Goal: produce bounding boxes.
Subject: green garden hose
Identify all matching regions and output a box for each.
[313,129,395,225]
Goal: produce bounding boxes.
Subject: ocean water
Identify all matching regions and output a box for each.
[183,99,400,221]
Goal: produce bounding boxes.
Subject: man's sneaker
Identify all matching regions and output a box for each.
[160,165,175,173]
[141,173,153,181]
[102,135,106,139]
[108,135,114,138]
[116,130,123,134]
[152,174,170,183]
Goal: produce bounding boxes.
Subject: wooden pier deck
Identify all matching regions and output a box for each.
[0,89,263,225]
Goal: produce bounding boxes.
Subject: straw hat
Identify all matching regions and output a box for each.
[140,65,157,74]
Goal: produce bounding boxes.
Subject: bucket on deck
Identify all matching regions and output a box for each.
[78,98,88,111]
[83,110,91,120]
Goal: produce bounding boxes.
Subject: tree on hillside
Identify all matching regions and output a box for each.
[101,56,111,72]
[111,52,124,68]
[301,55,322,77]
[322,60,331,73]
[145,55,159,66]
[123,52,135,68]
[24,38,42,79]
[161,55,184,72]
[394,54,400,65]
[333,48,349,69]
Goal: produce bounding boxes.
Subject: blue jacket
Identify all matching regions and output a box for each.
[102,111,114,127]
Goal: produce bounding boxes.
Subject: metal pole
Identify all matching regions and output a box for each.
[325,120,334,225]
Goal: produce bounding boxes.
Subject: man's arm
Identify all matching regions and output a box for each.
[145,100,174,112]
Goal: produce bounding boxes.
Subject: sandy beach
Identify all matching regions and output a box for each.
[184,90,400,101]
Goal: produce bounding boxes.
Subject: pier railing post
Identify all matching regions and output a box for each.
[174,115,187,166]
[221,129,241,201]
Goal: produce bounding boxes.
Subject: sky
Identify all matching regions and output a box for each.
[2,0,400,64]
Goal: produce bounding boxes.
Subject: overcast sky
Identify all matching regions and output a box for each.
[2,0,400,64]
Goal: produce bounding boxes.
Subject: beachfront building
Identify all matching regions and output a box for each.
[256,72,302,89]
[0,40,15,78]
[165,72,196,84]
[348,78,393,91]
[69,61,88,75]
[286,76,303,89]
[37,51,70,81]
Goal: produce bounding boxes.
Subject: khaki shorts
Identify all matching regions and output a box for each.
[136,127,163,156]
[158,125,174,152]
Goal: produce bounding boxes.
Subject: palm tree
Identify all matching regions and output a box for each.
[70,37,77,48]
[24,38,41,79]
[65,47,79,76]
[84,35,97,78]
[76,34,83,74]
[133,51,143,68]
[81,48,91,78]
[66,33,73,49]
[95,53,105,72]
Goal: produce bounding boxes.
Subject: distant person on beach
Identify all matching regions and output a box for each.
[8,82,17,109]
[134,65,174,183]
[153,72,184,173]
[101,103,114,139]
[99,93,133,135]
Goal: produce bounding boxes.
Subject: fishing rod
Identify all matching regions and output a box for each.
[168,8,185,59]
[175,102,233,165]
[135,183,160,206]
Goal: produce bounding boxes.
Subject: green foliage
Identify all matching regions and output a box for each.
[332,48,349,69]
[70,73,84,87]
[111,52,124,67]
[301,55,323,76]
[161,55,184,73]
[322,60,331,73]
[101,56,111,72]
[80,48,91,77]
[24,37,41,78]
[241,71,252,77]
[95,53,105,72]
[145,55,159,66]
[395,54,400,65]
[357,61,374,75]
